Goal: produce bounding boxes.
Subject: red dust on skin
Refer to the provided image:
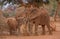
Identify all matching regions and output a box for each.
[7,17,18,35]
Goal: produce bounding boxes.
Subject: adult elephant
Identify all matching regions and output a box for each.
[15,6,32,36]
[29,7,52,35]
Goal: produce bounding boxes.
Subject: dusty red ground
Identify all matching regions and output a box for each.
[0,21,60,39]
[0,32,60,39]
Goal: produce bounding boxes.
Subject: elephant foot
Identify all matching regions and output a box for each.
[41,32,46,35]
[41,33,45,35]
[22,33,30,36]
[34,33,38,36]
[10,32,13,35]
[34,34,38,36]
[49,31,53,35]
[51,29,56,31]
[49,33,53,35]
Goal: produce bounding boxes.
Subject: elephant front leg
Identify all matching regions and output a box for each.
[9,28,13,35]
[9,27,13,35]
[46,24,52,35]
[41,25,45,35]
[22,24,29,36]
[28,23,33,35]
[34,24,38,35]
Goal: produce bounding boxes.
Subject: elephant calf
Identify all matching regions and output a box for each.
[7,17,18,35]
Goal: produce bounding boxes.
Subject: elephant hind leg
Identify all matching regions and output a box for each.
[9,27,17,35]
[28,23,33,35]
[46,24,52,35]
[9,28,13,35]
[34,24,38,35]
[41,25,45,35]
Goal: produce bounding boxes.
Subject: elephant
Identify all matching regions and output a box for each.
[7,17,18,35]
[28,7,52,35]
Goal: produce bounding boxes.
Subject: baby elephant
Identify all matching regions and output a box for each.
[7,17,18,35]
